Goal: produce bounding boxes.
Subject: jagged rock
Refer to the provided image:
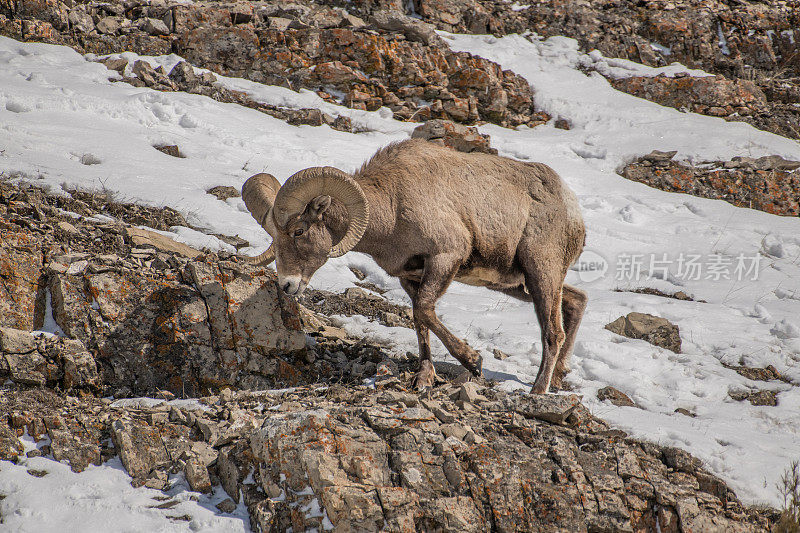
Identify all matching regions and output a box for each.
[102,57,128,73]
[0,224,45,330]
[67,9,94,33]
[492,348,509,360]
[0,326,36,354]
[184,456,212,493]
[1,181,309,397]
[0,423,23,461]
[729,155,800,172]
[167,61,198,87]
[0,380,778,532]
[153,144,184,158]
[111,419,170,479]
[95,16,121,35]
[501,393,585,425]
[138,17,169,36]
[612,75,767,118]
[266,16,293,31]
[56,220,79,235]
[605,312,682,353]
[48,427,101,472]
[727,364,786,383]
[216,498,237,513]
[370,10,442,46]
[125,226,200,259]
[597,386,636,407]
[1,337,47,385]
[411,119,497,154]
[55,338,100,389]
[458,382,487,404]
[642,150,678,163]
[6,330,102,391]
[131,59,159,86]
[206,186,240,201]
[729,389,778,407]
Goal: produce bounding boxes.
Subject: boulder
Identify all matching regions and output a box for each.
[501,393,586,425]
[95,16,121,35]
[0,326,37,354]
[0,225,45,330]
[184,456,212,493]
[597,386,636,407]
[411,119,496,154]
[167,61,198,87]
[124,226,200,258]
[45,255,306,396]
[605,312,682,353]
[138,17,169,36]
[370,10,442,46]
[67,9,94,33]
[111,419,170,479]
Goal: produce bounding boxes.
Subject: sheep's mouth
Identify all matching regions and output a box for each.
[282,280,308,296]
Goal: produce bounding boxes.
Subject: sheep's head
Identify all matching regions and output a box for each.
[242,167,369,296]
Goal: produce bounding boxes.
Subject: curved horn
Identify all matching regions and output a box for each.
[241,173,281,265]
[273,166,369,258]
[241,247,275,266]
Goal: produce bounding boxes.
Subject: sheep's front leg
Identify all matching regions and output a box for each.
[400,278,436,389]
[409,254,482,388]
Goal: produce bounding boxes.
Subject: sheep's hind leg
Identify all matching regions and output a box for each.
[518,259,566,394]
[412,254,483,385]
[551,284,586,389]
[400,278,437,390]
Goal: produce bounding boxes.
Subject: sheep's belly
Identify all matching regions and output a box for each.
[455,267,521,288]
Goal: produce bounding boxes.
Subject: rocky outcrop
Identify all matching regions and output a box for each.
[0,384,778,531]
[0,327,100,389]
[98,57,356,133]
[319,0,800,139]
[0,180,782,532]
[47,252,307,396]
[372,0,800,80]
[611,74,800,140]
[0,181,310,397]
[621,151,800,217]
[0,186,47,330]
[0,0,549,128]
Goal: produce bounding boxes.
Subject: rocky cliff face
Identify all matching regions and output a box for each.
[0,182,308,397]
[320,0,800,140]
[0,0,549,128]
[0,379,778,532]
[0,175,781,531]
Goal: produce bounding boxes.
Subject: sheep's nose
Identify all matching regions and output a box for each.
[279,275,302,295]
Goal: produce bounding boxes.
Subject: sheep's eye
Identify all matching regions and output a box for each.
[293,228,304,237]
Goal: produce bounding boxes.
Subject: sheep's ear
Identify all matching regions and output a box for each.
[305,195,332,221]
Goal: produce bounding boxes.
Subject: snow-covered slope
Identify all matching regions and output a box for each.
[1,28,799,523]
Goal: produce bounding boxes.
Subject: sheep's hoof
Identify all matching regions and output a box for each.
[550,369,569,391]
[412,360,437,391]
[529,380,550,395]
[464,352,483,378]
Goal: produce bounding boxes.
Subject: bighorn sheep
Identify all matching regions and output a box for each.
[242,139,587,393]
